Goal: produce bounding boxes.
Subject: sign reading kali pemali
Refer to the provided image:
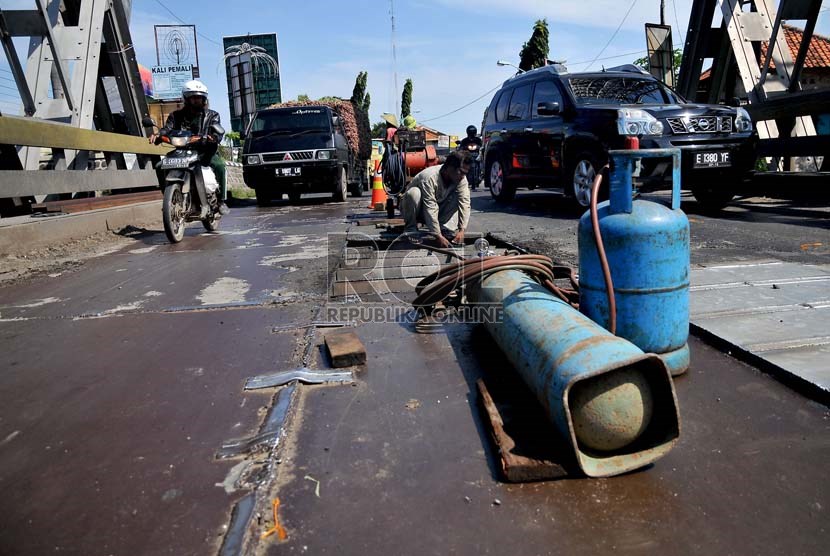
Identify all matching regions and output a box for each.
[155,25,200,78]
[151,64,195,100]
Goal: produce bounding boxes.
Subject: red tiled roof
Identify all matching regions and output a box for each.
[699,24,830,82]
[761,24,830,69]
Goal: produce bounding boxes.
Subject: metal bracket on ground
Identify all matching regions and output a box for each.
[244,368,354,390]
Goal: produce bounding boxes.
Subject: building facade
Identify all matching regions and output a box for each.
[222,33,282,133]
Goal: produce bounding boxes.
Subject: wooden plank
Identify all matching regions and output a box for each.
[0,114,170,155]
[336,265,439,282]
[331,278,414,297]
[324,331,367,368]
[476,379,568,483]
[38,192,162,213]
[0,169,160,196]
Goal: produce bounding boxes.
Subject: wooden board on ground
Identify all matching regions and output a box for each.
[324,331,367,368]
[476,378,570,483]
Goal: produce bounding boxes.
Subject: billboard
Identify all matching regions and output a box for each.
[223,33,282,133]
[151,64,195,100]
[155,25,200,78]
[645,24,674,88]
[227,53,256,130]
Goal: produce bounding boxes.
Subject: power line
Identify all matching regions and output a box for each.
[671,0,685,46]
[420,84,501,123]
[568,50,647,66]
[585,0,639,71]
[151,0,222,46]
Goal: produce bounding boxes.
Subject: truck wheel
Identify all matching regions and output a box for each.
[486,155,515,203]
[333,166,348,202]
[691,183,734,213]
[350,176,364,198]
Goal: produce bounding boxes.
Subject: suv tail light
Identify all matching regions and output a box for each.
[616,109,664,136]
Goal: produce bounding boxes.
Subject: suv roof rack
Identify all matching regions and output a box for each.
[504,62,569,85]
[603,64,650,75]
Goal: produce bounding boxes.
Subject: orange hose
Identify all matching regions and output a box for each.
[590,167,616,335]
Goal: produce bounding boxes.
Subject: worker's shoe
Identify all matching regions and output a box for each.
[218,203,230,216]
[402,228,423,244]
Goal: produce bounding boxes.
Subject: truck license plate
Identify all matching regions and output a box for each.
[693,151,731,168]
[277,167,301,176]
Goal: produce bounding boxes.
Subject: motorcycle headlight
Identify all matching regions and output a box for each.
[170,136,189,148]
[735,107,753,133]
[617,109,663,136]
[317,150,332,160]
[246,154,261,165]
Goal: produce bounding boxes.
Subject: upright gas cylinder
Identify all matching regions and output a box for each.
[578,149,690,376]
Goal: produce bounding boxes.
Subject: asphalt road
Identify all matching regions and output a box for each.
[0,191,827,555]
[467,187,829,268]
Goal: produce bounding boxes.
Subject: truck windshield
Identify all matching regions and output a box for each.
[250,108,332,135]
[567,77,675,105]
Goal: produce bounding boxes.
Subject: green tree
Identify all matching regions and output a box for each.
[297,94,310,101]
[371,120,387,138]
[518,19,549,72]
[351,71,368,106]
[317,95,342,103]
[362,92,371,113]
[634,49,683,85]
[401,78,413,119]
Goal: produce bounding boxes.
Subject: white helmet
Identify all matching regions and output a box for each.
[182,80,208,100]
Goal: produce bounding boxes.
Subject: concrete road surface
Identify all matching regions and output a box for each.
[0,194,827,555]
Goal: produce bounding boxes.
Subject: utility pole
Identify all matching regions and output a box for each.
[660,0,666,25]
[390,0,399,117]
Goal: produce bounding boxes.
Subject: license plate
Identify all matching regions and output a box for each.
[160,157,191,169]
[277,167,302,177]
[693,151,731,168]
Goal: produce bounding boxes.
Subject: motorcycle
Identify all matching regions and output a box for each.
[143,117,225,243]
[457,140,483,190]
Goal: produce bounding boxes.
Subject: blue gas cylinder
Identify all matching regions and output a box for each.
[578,149,690,376]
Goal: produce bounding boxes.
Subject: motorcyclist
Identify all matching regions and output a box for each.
[149,80,229,215]
[458,125,483,189]
[458,125,482,151]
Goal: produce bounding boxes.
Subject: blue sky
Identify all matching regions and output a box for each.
[2,0,830,136]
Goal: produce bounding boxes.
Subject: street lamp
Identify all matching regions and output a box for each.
[496,60,524,73]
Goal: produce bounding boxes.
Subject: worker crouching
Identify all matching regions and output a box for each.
[401,151,471,248]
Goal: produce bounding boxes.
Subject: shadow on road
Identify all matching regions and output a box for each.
[470,190,580,219]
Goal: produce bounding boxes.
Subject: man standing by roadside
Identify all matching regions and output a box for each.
[401,151,471,247]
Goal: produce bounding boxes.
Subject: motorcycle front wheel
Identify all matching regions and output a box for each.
[162,184,187,243]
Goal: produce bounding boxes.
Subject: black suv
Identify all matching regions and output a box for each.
[482,64,757,211]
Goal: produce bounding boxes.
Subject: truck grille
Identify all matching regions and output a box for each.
[261,150,315,163]
[666,116,732,134]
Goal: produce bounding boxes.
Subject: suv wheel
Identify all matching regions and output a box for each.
[486,156,515,203]
[691,184,734,213]
[568,151,606,208]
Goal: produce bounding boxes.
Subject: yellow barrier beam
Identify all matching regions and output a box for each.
[0,115,170,155]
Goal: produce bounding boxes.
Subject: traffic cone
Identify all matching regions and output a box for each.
[368,161,387,211]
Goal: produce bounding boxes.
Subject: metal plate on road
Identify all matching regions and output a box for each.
[693,150,731,168]
[277,166,302,177]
